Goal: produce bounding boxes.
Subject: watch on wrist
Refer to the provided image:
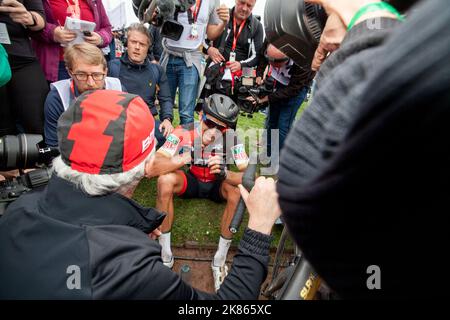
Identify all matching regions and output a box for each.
[27,12,38,27]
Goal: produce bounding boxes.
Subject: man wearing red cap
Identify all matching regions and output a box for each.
[0,89,281,299]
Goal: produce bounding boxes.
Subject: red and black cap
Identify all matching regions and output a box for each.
[57,90,155,175]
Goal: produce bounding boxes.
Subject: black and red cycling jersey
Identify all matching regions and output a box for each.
[158,122,248,182]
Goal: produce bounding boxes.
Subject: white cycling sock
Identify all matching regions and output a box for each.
[213,237,232,267]
[159,232,172,263]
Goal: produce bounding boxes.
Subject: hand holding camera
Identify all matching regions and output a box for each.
[0,0,35,27]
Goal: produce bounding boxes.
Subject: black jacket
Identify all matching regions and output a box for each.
[256,40,314,104]
[108,53,173,122]
[0,175,272,299]
[206,8,264,69]
[278,0,449,299]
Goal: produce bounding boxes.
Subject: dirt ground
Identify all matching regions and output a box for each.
[171,245,291,298]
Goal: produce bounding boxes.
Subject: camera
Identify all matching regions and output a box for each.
[0,134,58,171]
[264,0,327,69]
[234,68,276,116]
[0,134,59,215]
[133,0,196,41]
[236,76,276,116]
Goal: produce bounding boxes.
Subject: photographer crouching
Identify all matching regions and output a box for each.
[250,41,314,160]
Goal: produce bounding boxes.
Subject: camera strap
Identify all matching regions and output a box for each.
[187,0,203,25]
[267,67,278,88]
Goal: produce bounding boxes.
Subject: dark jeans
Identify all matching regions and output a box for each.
[0,58,48,135]
[266,86,308,158]
[165,56,199,125]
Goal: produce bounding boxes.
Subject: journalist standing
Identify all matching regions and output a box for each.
[0,0,48,136]
[160,0,230,125]
[255,42,314,159]
[31,0,112,82]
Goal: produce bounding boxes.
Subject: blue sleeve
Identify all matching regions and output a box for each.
[44,90,65,147]
[108,59,121,78]
[156,65,174,122]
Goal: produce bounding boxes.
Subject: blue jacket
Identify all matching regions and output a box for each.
[108,53,173,122]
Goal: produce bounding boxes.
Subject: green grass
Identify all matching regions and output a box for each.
[133,102,309,248]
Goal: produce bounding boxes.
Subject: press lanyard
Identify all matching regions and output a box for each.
[66,0,81,19]
[188,0,203,25]
[232,16,246,52]
[267,66,278,87]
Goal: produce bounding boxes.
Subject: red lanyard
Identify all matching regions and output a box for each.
[268,66,278,87]
[232,16,246,52]
[191,0,203,24]
[66,0,81,19]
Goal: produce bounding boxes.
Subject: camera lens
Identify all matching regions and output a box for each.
[161,20,184,41]
[0,134,43,171]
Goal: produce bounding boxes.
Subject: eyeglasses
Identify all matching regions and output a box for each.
[71,72,106,81]
[202,113,226,130]
[264,51,290,64]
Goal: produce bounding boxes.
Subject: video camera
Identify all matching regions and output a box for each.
[264,0,327,70]
[236,73,277,116]
[132,0,196,41]
[0,134,59,215]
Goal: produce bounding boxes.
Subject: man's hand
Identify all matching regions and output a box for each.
[145,152,191,179]
[239,177,281,235]
[216,4,230,24]
[207,47,225,64]
[207,155,225,176]
[149,228,162,240]
[159,119,174,138]
[227,61,241,73]
[53,26,77,45]
[246,95,269,106]
[311,13,346,71]
[0,0,33,25]
[84,32,103,46]
[255,77,264,85]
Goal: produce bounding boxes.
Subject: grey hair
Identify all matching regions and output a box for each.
[51,151,154,196]
[127,23,153,45]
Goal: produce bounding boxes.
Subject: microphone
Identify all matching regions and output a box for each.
[156,0,176,21]
[229,153,257,234]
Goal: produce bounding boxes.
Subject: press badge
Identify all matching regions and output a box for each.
[190,23,199,40]
[229,51,236,62]
[0,23,11,45]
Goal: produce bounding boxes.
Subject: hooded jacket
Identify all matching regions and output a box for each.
[0,175,272,299]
